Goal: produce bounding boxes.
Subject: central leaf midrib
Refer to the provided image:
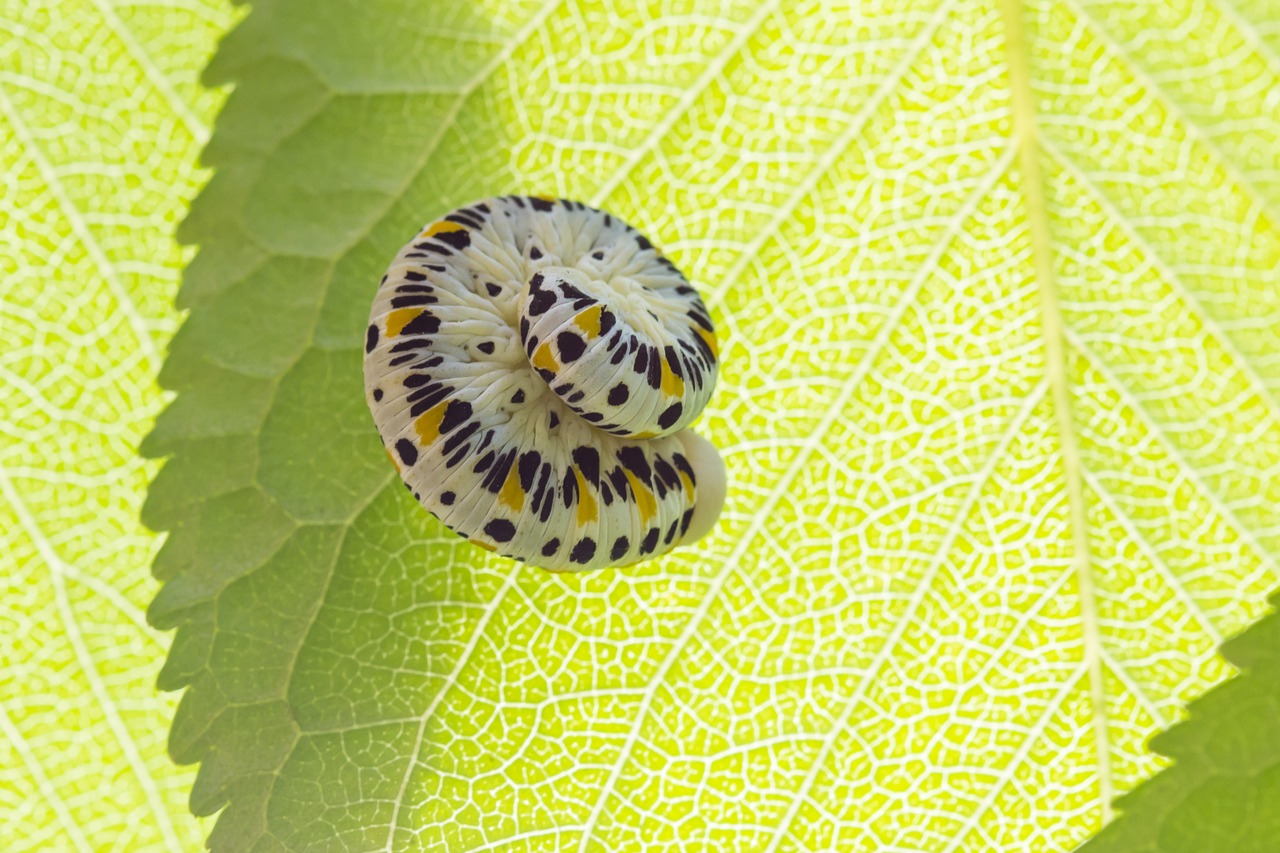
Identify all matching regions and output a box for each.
[999,0,1113,821]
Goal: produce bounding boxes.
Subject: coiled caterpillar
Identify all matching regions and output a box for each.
[364,196,725,571]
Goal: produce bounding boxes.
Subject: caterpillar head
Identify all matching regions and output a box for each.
[518,266,717,439]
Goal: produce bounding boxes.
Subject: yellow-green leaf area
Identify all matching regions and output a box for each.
[150,0,1280,851]
[0,0,241,850]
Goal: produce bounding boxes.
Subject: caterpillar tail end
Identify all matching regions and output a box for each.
[673,429,726,547]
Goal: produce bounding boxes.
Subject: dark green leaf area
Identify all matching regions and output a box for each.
[1079,590,1280,853]
[142,0,529,848]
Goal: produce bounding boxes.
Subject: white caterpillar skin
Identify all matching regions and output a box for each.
[363,196,724,572]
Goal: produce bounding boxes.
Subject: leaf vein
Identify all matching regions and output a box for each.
[1060,0,1280,226]
[937,662,1091,853]
[0,467,182,851]
[1002,0,1112,818]
[330,0,567,258]
[1040,133,1280,422]
[704,0,959,310]
[1082,466,1225,647]
[86,0,211,143]
[1065,328,1280,579]
[588,0,784,205]
[0,83,162,374]
[383,567,523,852]
[0,703,94,853]
[762,378,1051,853]
[576,141,1017,853]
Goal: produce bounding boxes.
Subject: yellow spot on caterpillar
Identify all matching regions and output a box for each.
[632,431,657,440]
[660,359,684,397]
[623,470,657,526]
[469,538,496,552]
[696,327,719,359]
[414,401,447,445]
[532,341,560,374]
[574,469,598,526]
[421,220,466,238]
[385,446,400,472]
[499,463,525,512]
[574,304,603,339]
[386,308,420,337]
[679,470,694,501]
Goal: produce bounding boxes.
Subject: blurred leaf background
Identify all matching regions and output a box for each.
[2,0,1279,851]
[0,0,240,848]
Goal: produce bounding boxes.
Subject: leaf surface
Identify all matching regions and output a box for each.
[0,0,240,849]
[149,0,1280,850]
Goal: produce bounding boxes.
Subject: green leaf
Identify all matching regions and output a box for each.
[149,0,1280,850]
[0,0,240,849]
[1078,589,1280,853]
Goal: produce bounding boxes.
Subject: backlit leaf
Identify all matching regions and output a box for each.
[148,0,1280,850]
